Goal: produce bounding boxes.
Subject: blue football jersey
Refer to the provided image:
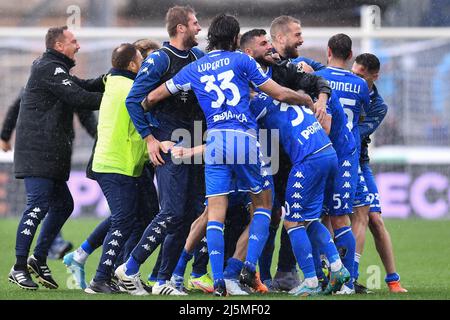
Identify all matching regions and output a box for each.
[166,50,270,132]
[315,67,370,148]
[250,93,332,165]
[326,92,357,158]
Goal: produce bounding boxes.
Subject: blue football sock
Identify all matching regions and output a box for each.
[307,220,340,267]
[385,272,400,283]
[224,257,244,280]
[245,208,271,267]
[287,226,316,280]
[206,221,225,282]
[258,224,277,282]
[172,249,193,277]
[80,240,94,255]
[334,226,356,287]
[125,255,140,276]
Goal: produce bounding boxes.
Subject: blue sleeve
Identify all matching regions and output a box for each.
[358,93,388,139]
[241,54,270,87]
[292,56,326,71]
[125,50,169,139]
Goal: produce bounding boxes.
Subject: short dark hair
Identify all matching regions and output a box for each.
[206,14,240,52]
[240,29,267,50]
[355,53,380,73]
[45,26,68,49]
[328,33,352,60]
[166,5,195,38]
[270,15,301,40]
[111,43,138,70]
[133,39,160,59]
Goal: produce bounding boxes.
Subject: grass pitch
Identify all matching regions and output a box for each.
[0,217,449,300]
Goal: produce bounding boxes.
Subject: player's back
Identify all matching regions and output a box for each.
[326,92,356,159]
[315,67,370,146]
[168,50,269,133]
[250,93,332,165]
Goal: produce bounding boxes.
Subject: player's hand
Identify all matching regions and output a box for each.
[313,94,328,122]
[171,146,193,159]
[298,61,314,73]
[0,139,11,152]
[146,135,168,166]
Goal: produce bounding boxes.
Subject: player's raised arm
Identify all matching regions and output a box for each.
[258,78,315,110]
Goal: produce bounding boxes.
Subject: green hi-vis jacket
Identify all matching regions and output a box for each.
[93,70,148,177]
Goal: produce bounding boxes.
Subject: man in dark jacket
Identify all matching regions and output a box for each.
[8,26,104,291]
[0,88,97,260]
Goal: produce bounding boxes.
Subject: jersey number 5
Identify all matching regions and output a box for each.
[200,70,241,108]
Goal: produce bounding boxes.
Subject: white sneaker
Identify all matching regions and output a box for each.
[335,284,356,295]
[114,263,148,296]
[152,281,188,296]
[225,278,248,295]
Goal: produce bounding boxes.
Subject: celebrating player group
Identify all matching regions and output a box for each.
[8,5,408,297]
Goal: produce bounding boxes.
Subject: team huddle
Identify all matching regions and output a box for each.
[8,5,408,297]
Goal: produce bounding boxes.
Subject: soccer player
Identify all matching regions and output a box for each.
[239,27,331,291]
[250,93,350,296]
[140,14,316,296]
[314,33,371,287]
[114,5,207,296]
[351,53,407,293]
[264,15,327,290]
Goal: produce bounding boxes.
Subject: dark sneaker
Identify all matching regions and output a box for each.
[271,270,301,292]
[354,281,373,294]
[48,241,73,260]
[213,280,228,297]
[84,279,121,294]
[239,266,268,293]
[8,267,38,290]
[27,255,58,289]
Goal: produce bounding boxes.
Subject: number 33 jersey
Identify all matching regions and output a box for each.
[165,50,270,133]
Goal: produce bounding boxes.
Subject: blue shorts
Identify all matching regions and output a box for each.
[353,164,371,208]
[204,130,264,197]
[361,162,381,213]
[324,150,359,216]
[284,147,338,222]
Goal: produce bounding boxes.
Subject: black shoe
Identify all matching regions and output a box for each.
[354,281,373,294]
[8,267,38,290]
[213,280,228,297]
[239,265,257,291]
[84,279,121,294]
[27,255,58,289]
[48,241,73,260]
[318,276,329,292]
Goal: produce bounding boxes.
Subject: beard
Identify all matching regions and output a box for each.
[284,43,299,59]
[183,33,199,49]
[254,55,270,67]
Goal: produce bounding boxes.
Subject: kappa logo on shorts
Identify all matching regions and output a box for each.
[292,192,302,199]
[293,182,303,189]
[102,259,112,266]
[147,235,156,243]
[343,192,350,199]
[210,250,221,255]
[343,182,351,188]
[112,230,123,237]
[294,172,304,178]
[142,244,151,251]
[292,203,302,209]
[108,239,119,246]
[23,219,35,227]
[342,171,351,178]
[292,213,301,219]
[32,207,41,213]
[27,212,38,219]
[106,249,116,256]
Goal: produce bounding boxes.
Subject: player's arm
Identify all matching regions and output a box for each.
[0,89,22,151]
[358,93,387,139]
[258,79,314,110]
[141,83,171,111]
